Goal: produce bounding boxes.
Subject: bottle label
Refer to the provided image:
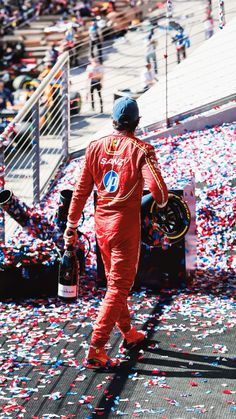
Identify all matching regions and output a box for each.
[58,284,77,298]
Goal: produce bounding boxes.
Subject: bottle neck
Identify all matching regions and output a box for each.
[67,245,75,251]
[64,245,75,256]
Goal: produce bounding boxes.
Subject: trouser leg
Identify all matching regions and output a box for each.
[146,53,158,74]
[116,302,131,333]
[90,40,95,58]
[90,83,95,109]
[97,41,103,64]
[96,83,103,112]
[91,233,140,347]
[153,54,158,74]
[177,49,181,64]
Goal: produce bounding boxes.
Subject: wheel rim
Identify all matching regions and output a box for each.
[141,192,191,246]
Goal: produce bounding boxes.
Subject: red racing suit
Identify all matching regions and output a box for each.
[67,131,168,347]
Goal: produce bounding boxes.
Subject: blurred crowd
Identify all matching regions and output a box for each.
[0,0,120,38]
[0,0,146,116]
[0,40,25,69]
[0,0,46,35]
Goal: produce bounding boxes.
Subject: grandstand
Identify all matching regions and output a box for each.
[0,1,235,418]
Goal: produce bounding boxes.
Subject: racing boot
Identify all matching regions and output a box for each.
[83,346,120,369]
[122,326,146,350]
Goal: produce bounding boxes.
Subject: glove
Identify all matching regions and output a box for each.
[63,227,78,248]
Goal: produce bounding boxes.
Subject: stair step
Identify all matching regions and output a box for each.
[25,50,46,58]
[37,15,62,21]
[23,39,46,47]
[25,45,48,51]
[15,29,44,36]
[28,21,52,29]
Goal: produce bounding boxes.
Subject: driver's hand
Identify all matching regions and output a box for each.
[63,227,78,248]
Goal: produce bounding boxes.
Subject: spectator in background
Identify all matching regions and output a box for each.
[108,0,116,12]
[0,0,13,33]
[145,29,158,74]
[1,71,11,91]
[0,79,14,110]
[20,0,35,21]
[141,63,157,91]
[75,9,84,26]
[204,16,214,40]
[206,1,212,19]
[89,20,103,64]
[86,57,104,113]
[2,45,14,68]
[65,23,75,48]
[64,22,79,66]
[44,44,59,66]
[78,1,92,17]
[13,40,25,63]
[0,42,3,59]
[172,28,190,64]
[0,0,45,35]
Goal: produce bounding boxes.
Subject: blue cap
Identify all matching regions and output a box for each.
[112,96,139,124]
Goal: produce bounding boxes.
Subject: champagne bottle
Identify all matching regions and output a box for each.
[58,244,79,302]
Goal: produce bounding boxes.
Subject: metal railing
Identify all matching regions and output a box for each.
[0,52,70,242]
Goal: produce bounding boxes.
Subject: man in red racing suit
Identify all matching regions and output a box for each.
[64,97,168,368]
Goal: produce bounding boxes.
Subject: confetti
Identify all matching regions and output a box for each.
[0,121,234,418]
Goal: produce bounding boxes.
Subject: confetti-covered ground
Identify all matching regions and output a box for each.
[0,122,235,418]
